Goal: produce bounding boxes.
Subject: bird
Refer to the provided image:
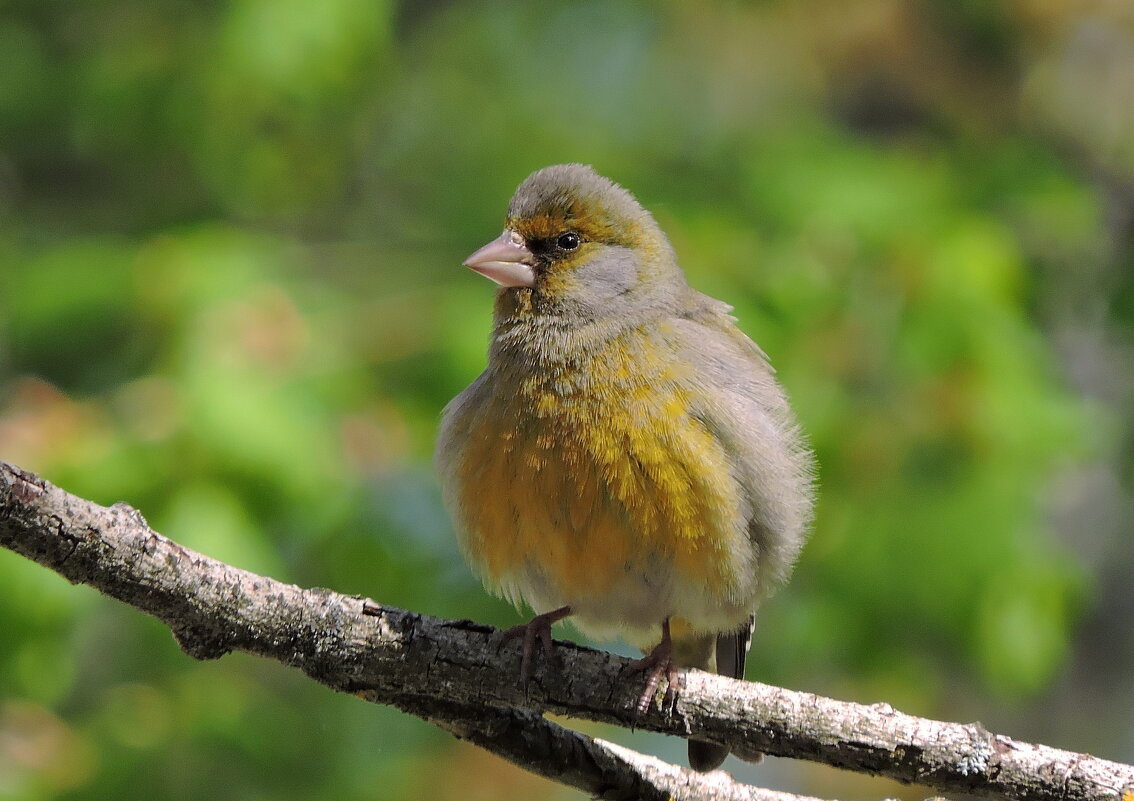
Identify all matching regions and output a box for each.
[435,163,815,772]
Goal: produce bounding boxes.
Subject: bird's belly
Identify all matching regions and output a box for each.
[451,380,757,639]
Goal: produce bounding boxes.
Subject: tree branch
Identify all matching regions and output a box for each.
[1,460,1131,801]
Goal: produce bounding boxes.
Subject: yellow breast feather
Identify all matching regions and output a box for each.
[452,331,745,607]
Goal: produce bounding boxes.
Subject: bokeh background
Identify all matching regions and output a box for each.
[1,2,1132,799]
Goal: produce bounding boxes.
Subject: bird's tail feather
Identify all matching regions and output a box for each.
[687,616,756,772]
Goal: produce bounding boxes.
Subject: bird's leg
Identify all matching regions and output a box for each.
[623,617,679,716]
[498,605,573,684]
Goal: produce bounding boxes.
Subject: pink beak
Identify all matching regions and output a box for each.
[463,230,536,288]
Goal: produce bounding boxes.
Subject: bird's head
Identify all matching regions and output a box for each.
[463,164,685,321]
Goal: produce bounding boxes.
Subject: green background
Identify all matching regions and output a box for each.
[1,2,1131,798]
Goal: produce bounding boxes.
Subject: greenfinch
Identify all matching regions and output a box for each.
[436,164,815,772]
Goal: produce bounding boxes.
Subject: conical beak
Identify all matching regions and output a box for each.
[463,230,535,288]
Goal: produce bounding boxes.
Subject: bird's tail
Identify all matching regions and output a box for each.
[686,616,756,772]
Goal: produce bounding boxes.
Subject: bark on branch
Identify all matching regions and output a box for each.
[1,460,1130,801]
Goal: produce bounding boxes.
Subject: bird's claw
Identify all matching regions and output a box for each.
[622,621,679,716]
[497,605,572,684]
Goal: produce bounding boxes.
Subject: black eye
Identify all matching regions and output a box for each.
[556,232,581,251]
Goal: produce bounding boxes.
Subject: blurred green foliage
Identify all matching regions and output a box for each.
[2,2,1132,799]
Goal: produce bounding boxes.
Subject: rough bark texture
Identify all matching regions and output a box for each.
[2,460,1132,801]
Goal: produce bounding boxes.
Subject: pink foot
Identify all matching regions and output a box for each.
[622,618,679,715]
[498,605,573,683]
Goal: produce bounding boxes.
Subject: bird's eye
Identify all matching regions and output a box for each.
[556,232,581,251]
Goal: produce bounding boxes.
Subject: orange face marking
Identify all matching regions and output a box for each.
[508,200,645,251]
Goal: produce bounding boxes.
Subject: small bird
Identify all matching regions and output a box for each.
[436,164,815,771]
